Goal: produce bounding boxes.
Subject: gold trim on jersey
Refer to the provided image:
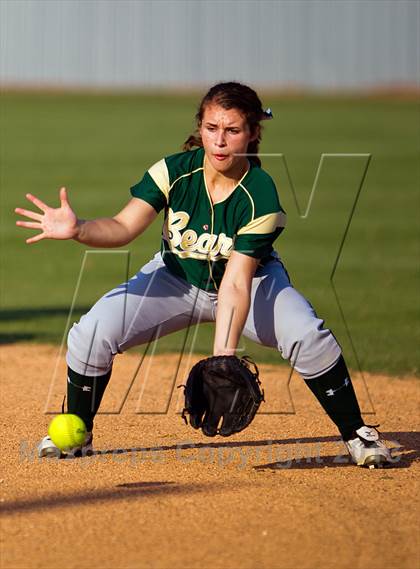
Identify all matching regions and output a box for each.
[238,182,256,221]
[148,159,170,199]
[208,164,251,205]
[148,160,203,201]
[202,162,217,289]
[237,211,287,236]
[169,168,204,192]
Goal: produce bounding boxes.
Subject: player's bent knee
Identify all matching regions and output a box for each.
[66,312,119,376]
[289,325,341,378]
[272,288,341,377]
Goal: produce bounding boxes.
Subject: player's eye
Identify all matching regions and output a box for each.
[228,128,240,134]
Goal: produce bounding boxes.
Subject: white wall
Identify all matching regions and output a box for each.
[1,0,418,89]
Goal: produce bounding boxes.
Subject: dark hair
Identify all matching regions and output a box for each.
[183,81,269,167]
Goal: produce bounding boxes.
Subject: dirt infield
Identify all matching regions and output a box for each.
[1,344,419,569]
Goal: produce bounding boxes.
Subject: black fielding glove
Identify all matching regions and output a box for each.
[181,355,264,437]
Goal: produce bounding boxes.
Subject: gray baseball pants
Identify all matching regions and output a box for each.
[67,252,341,379]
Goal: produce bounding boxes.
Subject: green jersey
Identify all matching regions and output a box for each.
[130,147,286,291]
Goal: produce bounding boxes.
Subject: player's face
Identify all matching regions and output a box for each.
[200,104,258,176]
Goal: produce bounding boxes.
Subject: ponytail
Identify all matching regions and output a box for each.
[182,133,202,152]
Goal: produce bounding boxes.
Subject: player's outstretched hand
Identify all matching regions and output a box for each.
[15,187,79,244]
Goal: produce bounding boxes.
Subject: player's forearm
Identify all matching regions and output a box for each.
[74,217,133,247]
[213,283,251,356]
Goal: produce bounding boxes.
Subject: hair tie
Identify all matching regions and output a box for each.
[261,108,273,121]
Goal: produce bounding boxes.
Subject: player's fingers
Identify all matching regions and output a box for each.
[59,186,70,207]
[25,193,48,212]
[16,221,43,229]
[219,412,237,437]
[26,232,46,244]
[202,408,221,437]
[14,207,43,221]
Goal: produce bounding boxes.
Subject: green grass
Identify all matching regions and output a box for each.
[1,92,419,376]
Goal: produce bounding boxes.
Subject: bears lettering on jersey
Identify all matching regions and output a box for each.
[163,208,234,260]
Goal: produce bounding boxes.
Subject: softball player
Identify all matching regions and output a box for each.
[16,82,391,467]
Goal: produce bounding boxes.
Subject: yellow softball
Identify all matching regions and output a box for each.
[48,414,87,451]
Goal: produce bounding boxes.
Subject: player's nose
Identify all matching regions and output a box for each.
[215,129,227,146]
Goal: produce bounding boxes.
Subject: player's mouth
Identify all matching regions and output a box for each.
[213,154,229,161]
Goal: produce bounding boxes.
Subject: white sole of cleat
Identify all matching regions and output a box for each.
[40,447,62,459]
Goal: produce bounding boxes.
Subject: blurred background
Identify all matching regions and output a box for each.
[1,0,419,375]
[1,0,418,90]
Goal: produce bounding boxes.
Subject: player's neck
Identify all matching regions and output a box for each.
[204,156,249,191]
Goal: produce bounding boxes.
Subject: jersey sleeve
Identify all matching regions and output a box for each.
[234,171,286,259]
[130,158,170,213]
